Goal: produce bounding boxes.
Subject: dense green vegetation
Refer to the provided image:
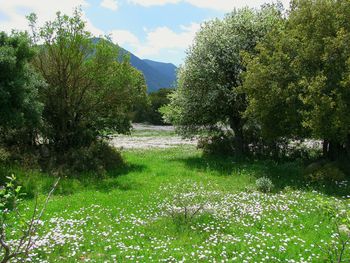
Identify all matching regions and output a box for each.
[243,0,350,160]
[162,5,283,154]
[1,0,350,262]
[0,31,45,147]
[133,88,174,125]
[29,10,147,152]
[0,10,147,173]
[164,0,350,162]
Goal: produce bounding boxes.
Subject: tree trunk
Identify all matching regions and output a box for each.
[322,139,329,158]
[323,139,348,161]
[346,135,350,160]
[229,117,246,155]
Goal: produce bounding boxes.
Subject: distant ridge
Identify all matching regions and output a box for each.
[119,48,177,93]
[143,59,177,86]
[92,38,177,93]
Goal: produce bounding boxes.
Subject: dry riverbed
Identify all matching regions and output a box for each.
[109,124,197,149]
[109,124,322,150]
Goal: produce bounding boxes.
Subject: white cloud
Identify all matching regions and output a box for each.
[100,0,119,11]
[128,0,180,7]
[110,30,140,46]
[85,17,105,37]
[109,23,199,58]
[0,0,200,61]
[128,0,290,11]
[0,0,104,36]
[137,23,199,56]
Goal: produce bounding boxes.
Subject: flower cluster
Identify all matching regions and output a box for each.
[2,182,349,262]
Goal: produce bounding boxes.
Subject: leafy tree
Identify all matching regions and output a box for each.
[148,88,173,125]
[134,88,173,125]
[244,0,350,159]
[0,31,44,145]
[162,5,283,154]
[28,10,147,152]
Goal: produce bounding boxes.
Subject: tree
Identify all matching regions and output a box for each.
[243,0,350,160]
[148,88,173,125]
[162,5,283,154]
[0,31,44,146]
[133,88,173,125]
[28,10,147,152]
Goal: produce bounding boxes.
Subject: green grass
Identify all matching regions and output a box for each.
[2,146,350,262]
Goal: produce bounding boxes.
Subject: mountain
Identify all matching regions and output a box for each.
[121,49,177,93]
[92,38,177,93]
[143,59,177,87]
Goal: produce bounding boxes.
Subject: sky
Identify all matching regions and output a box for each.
[0,0,290,66]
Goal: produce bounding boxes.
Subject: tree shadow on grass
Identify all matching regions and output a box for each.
[0,162,147,198]
[77,162,147,193]
[172,154,266,176]
[83,162,147,193]
[106,162,146,178]
[172,154,350,197]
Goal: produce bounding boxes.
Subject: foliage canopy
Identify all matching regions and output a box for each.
[134,88,173,125]
[162,5,283,153]
[28,10,147,152]
[243,0,350,159]
[0,31,44,144]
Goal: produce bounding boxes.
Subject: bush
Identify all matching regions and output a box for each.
[42,141,123,175]
[305,161,346,182]
[256,177,274,193]
[0,144,40,169]
[0,175,58,263]
[159,181,220,225]
[133,88,174,125]
[197,133,235,156]
[0,147,10,164]
[66,141,123,174]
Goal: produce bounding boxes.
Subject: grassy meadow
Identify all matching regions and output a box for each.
[2,2,350,262]
[2,129,350,262]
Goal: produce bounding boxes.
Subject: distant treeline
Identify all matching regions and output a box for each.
[133,88,174,125]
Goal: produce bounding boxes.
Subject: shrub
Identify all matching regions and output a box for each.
[317,200,350,262]
[42,141,123,175]
[0,175,59,263]
[133,88,174,125]
[0,144,40,169]
[0,147,10,164]
[159,181,220,225]
[67,141,123,174]
[305,161,346,182]
[256,177,274,193]
[197,133,235,156]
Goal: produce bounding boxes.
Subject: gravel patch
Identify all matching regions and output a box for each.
[109,124,196,149]
[132,123,175,131]
[110,136,197,149]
